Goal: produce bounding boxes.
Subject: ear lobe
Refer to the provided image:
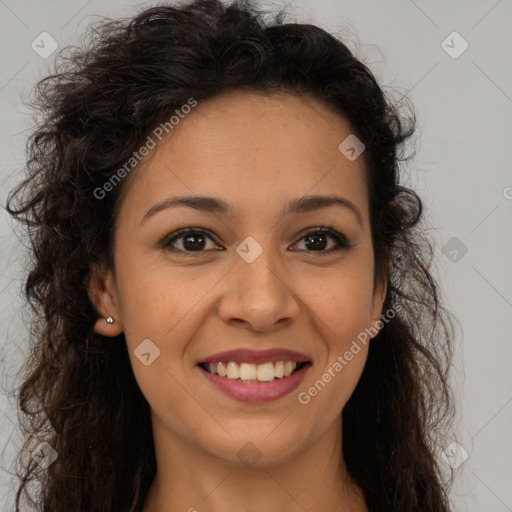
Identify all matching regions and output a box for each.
[369,271,389,339]
[86,264,123,337]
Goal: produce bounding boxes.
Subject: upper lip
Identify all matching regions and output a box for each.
[199,348,311,365]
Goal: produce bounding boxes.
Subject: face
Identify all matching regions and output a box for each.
[88,90,386,467]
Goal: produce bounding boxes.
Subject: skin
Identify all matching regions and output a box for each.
[87,90,387,512]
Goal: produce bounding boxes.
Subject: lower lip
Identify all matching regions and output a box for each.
[198,363,311,402]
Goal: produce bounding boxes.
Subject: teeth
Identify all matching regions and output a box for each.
[204,361,300,381]
[274,361,284,378]
[217,362,227,377]
[284,361,294,376]
[257,362,275,382]
[239,363,258,381]
[226,361,239,379]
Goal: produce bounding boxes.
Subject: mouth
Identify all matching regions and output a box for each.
[197,359,312,403]
[198,360,311,382]
[196,348,312,402]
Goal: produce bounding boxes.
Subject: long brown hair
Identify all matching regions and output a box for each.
[5,1,455,510]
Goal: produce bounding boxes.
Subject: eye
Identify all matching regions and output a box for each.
[161,227,221,253]
[160,225,351,255]
[291,226,351,255]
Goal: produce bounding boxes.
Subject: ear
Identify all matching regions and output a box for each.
[368,254,392,338]
[86,263,123,337]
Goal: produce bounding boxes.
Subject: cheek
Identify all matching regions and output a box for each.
[113,256,221,395]
[298,290,371,423]
[114,253,212,344]
[297,256,374,411]
[113,262,209,434]
[303,254,375,341]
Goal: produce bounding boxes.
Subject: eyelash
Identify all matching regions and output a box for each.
[160,225,351,256]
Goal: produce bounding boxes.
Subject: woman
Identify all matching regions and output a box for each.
[6,0,455,510]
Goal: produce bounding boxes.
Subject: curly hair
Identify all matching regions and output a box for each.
[5,0,456,510]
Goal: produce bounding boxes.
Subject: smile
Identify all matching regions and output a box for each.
[197,361,312,402]
[199,360,307,382]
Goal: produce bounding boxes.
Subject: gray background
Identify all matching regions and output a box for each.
[1,0,511,510]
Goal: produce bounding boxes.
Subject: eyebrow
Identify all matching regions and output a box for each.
[140,194,363,226]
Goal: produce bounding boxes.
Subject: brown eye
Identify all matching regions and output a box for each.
[162,228,220,253]
[292,227,350,255]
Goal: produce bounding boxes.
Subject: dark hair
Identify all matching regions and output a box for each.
[5,1,455,510]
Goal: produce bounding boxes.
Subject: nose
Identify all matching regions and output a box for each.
[217,248,301,333]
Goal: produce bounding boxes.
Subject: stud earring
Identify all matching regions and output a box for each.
[105,316,115,324]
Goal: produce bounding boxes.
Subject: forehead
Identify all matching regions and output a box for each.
[167,90,360,164]
[118,91,369,224]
